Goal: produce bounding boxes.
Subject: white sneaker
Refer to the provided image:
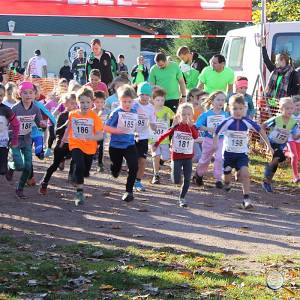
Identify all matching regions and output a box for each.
[179,198,188,208]
[242,199,254,210]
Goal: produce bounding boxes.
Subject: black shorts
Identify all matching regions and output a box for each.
[164,99,179,114]
[135,139,148,159]
[0,147,8,175]
[271,143,286,163]
[223,151,249,174]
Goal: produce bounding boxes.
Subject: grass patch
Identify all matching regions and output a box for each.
[0,236,299,299]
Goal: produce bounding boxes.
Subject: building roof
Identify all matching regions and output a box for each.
[0,16,154,35]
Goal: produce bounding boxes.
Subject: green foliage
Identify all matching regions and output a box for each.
[252,0,300,24]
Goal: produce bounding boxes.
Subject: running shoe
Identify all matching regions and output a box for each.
[223,183,231,192]
[242,199,254,210]
[58,160,65,171]
[151,174,160,184]
[98,163,105,173]
[15,189,27,200]
[193,173,203,186]
[134,180,146,192]
[262,181,273,193]
[215,181,223,189]
[122,192,134,202]
[5,168,14,182]
[159,159,165,166]
[179,198,188,208]
[44,148,53,158]
[27,177,36,187]
[75,191,85,206]
[293,177,300,183]
[39,183,47,196]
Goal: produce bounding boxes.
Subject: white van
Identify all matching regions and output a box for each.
[221,21,300,96]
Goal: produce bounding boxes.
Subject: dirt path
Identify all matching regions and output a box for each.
[1,157,300,258]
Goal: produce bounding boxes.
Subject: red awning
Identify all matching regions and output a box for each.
[0,0,252,22]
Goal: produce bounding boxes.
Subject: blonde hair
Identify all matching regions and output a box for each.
[117,84,136,99]
[279,97,293,109]
[177,102,194,116]
[62,92,76,104]
[76,86,94,102]
[202,91,226,111]
[229,93,245,106]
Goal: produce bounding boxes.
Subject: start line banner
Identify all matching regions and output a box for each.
[0,0,252,22]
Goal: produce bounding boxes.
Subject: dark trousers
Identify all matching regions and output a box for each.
[42,143,74,185]
[98,140,104,166]
[165,99,179,114]
[48,125,56,149]
[0,147,9,175]
[71,148,94,185]
[109,145,138,193]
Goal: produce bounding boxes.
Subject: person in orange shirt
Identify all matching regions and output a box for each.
[61,86,104,206]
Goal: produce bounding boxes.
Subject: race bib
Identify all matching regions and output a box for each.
[269,128,290,144]
[293,115,300,142]
[207,115,225,129]
[18,115,35,136]
[137,114,149,135]
[225,130,248,153]
[150,121,168,141]
[117,112,137,135]
[72,118,93,139]
[172,130,194,154]
[0,116,9,147]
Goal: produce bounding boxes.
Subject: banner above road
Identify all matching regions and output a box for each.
[0,0,252,22]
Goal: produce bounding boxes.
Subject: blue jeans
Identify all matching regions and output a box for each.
[9,145,32,190]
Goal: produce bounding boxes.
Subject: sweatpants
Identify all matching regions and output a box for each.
[196,137,223,181]
[287,141,300,180]
[171,158,193,199]
[98,140,104,166]
[109,145,138,193]
[71,148,94,185]
[47,125,56,149]
[9,144,32,190]
[42,143,74,185]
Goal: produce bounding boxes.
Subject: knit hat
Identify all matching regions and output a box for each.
[137,82,152,96]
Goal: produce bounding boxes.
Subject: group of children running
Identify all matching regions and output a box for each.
[0,70,300,210]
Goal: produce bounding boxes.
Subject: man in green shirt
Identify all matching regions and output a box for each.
[149,52,186,113]
[197,54,234,94]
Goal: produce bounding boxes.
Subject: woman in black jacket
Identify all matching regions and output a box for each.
[131,56,149,86]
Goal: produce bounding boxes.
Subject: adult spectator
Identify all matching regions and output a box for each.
[197,54,234,94]
[71,48,86,85]
[261,40,299,104]
[10,60,24,75]
[177,46,200,90]
[149,52,186,113]
[59,59,73,82]
[26,49,48,78]
[131,55,149,86]
[191,52,209,73]
[116,54,128,77]
[85,39,114,86]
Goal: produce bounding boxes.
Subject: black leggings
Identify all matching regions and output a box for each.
[109,145,138,193]
[0,147,8,175]
[48,125,56,149]
[71,148,94,185]
[42,143,74,185]
[98,140,104,166]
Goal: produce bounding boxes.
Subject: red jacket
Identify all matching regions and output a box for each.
[154,123,198,160]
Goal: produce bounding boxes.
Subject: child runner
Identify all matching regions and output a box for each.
[3,82,17,108]
[85,69,108,98]
[262,97,300,192]
[7,82,45,199]
[287,95,300,183]
[194,91,228,188]
[150,87,174,184]
[227,77,255,119]
[132,82,156,192]
[0,84,19,176]
[39,93,77,195]
[152,103,198,207]
[214,94,273,209]
[61,87,104,205]
[93,91,110,172]
[105,84,139,202]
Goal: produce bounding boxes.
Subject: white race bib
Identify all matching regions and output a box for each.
[269,128,290,144]
[150,121,169,141]
[172,130,194,154]
[292,115,300,142]
[137,114,149,134]
[225,130,248,153]
[18,115,35,136]
[117,112,137,135]
[207,115,225,130]
[72,118,93,139]
[0,116,9,147]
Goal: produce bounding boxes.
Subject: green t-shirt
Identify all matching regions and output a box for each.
[179,62,200,91]
[198,66,234,94]
[149,62,183,100]
[149,106,175,145]
[135,65,145,85]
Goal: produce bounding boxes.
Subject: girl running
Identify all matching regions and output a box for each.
[0,84,19,176]
[194,91,228,188]
[152,103,198,207]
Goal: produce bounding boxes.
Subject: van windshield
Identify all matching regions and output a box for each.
[272,33,300,68]
[226,37,245,71]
